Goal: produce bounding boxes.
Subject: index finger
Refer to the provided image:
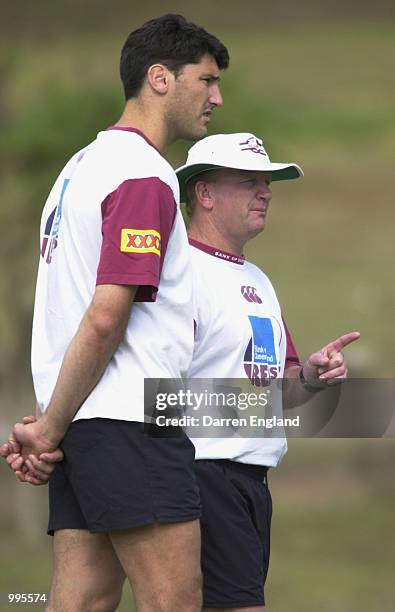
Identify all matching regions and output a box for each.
[327,331,360,355]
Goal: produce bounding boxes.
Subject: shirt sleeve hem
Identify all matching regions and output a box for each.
[284,358,302,370]
[96,272,159,288]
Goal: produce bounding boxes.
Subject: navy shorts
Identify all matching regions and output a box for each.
[48,418,201,535]
[195,459,272,609]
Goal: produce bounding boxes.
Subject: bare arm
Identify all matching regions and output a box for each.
[12,283,137,456]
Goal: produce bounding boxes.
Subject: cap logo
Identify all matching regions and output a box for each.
[239,136,267,156]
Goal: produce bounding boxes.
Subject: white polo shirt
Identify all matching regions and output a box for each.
[32,127,194,422]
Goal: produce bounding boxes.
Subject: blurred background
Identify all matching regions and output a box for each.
[0,1,394,610]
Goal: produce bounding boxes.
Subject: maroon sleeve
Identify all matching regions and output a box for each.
[283,317,301,369]
[96,177,176,302]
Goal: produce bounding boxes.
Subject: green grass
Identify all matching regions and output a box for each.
[1,440,394,611]
[268,495,395,611]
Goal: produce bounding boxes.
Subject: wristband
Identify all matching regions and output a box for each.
[299,367,324,392]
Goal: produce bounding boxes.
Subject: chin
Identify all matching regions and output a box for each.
[198,125,209,137]
[183,125,208,141]
[249,224,265,239]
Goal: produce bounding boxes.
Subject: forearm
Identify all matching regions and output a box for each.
[283,364,342,417]
[283,365,323,410]
[41,284,137,444]
[42,323,120,441]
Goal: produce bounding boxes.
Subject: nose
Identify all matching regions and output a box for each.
[209,83,223,107]
[257,183,272,203]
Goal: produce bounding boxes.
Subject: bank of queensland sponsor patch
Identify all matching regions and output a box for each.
[244,316,280,386]
[120,229,161,256]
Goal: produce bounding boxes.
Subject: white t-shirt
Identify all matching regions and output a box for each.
[188,239,300,467]
[32,127,194,422]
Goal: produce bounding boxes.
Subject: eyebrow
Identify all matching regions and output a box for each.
[201,74,221,82]
[240,176,272,183]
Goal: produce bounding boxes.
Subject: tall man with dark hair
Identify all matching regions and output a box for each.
[1,15,229,612]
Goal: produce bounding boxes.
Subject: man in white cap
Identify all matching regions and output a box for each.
[175,133,359,610]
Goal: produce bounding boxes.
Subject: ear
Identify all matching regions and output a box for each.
[146,64,171,95]
[195,180,214,210]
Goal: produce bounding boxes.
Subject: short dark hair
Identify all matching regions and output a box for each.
[120,14,229,100]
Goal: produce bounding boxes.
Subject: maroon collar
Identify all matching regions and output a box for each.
[106,126,160,154]
[189,238,245,265]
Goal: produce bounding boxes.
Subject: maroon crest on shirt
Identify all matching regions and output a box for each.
[241,286,262,304]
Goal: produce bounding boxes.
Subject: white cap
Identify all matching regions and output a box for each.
[176,133,304,201]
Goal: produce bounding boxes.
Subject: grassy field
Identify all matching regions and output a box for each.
[0,14,394,612]
[1,440,394,611]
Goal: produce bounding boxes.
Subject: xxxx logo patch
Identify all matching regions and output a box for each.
[120,229,161,256]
